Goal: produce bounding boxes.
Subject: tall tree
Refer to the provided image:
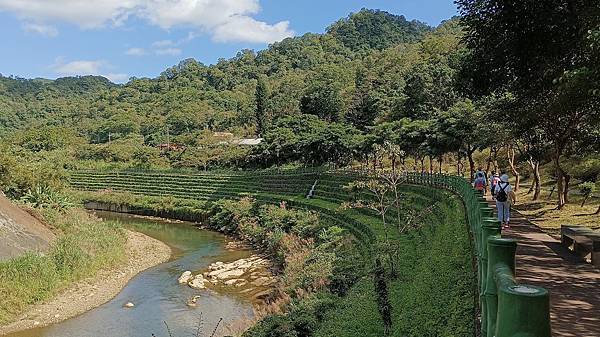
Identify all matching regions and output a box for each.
[255,76,268,136]
[457,0,600,208]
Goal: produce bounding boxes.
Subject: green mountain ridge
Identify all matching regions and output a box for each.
[0,9,458,143]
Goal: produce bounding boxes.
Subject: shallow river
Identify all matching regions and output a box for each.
[7,211,256,337]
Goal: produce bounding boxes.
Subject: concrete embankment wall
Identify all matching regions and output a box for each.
[0,194,55,260]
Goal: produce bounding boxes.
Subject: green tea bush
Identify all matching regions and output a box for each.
[69,170,474,337]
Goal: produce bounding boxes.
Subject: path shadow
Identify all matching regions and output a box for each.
[514,202,546,212]
[574,212,599,217]
[543,241,587,264]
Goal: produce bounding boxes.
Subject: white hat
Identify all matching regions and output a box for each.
[500,174,509,183]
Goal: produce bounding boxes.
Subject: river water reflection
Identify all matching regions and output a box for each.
[7,211,255,337]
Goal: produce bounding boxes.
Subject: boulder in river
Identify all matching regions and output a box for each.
[214,268,245,280]
[224,278,244,286]
[124,302,135,308]
[188,275,206,289]
[187,295,202,307]
[178,271,193,284]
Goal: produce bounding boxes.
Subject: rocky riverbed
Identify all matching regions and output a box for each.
[178,252,278,306]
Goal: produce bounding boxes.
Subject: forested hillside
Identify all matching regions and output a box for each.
[1,4,598,209]
[0,9,464,177]
[0,9,434,137]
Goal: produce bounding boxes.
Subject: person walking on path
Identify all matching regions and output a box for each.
[490,171,500,200]
[495,174,516,229]
[473,167,487,195]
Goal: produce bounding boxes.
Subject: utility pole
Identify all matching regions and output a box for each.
[166,126,170,151]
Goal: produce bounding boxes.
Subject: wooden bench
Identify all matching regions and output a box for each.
[561,225,600,267]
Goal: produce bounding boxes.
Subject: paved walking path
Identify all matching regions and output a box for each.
[489,199,600,337]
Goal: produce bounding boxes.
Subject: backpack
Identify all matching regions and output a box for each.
[496,183,509,202]
[474,177,485,190]
[474,172,485,190]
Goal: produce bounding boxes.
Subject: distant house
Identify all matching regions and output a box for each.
[213,132,234,138]
[232,138,263,146]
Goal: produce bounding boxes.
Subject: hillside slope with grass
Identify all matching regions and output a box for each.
[0,194,55,260]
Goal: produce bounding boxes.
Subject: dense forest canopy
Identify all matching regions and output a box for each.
[0,9,444,140]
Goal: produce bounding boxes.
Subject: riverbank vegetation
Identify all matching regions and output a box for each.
[0,208,125,324]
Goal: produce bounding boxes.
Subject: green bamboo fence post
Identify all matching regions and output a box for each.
[495,284,551,337]
[484,237,517,337]
[479,219,501,337]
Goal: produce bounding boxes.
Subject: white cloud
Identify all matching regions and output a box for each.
[53,60,104,75]
[0,0,294,43]
[23,22,58,37]
[152,39,174,47]
[155,48,182,56]
[105,73,130,82]
[125,47,146,56]
[180,31,198,43]
[51,59,128,83]
[0,0,138,28]
[213,16,292,43]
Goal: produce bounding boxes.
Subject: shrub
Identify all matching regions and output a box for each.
[20,185,74,211]
[243,293,338,337]
[572,157,600,183]
[579,181,597,207]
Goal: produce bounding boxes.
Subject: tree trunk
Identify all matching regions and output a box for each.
[438,157,443,174]
[456,153,461,176]
[532,160,541,201]
[555,150,566,209]
[507,145,520,192]
[564,174,571,204]
[527,179,535,194]
[467,150,475,182]
[485,151,493,176]
[428,156,433,174]
[492,146,499,172]
[527,158,541,200]
[581,195,589,207]
[420,157,425,173]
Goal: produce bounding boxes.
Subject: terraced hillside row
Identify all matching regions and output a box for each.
[69,170,439,247]
[70,169,326,200]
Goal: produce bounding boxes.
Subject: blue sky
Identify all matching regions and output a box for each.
[0,0,458,82]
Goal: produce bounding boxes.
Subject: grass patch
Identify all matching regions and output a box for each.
[313,278,384,337]
[311,192,474,337]
[514,187,600,235]
[0,209,126,324]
